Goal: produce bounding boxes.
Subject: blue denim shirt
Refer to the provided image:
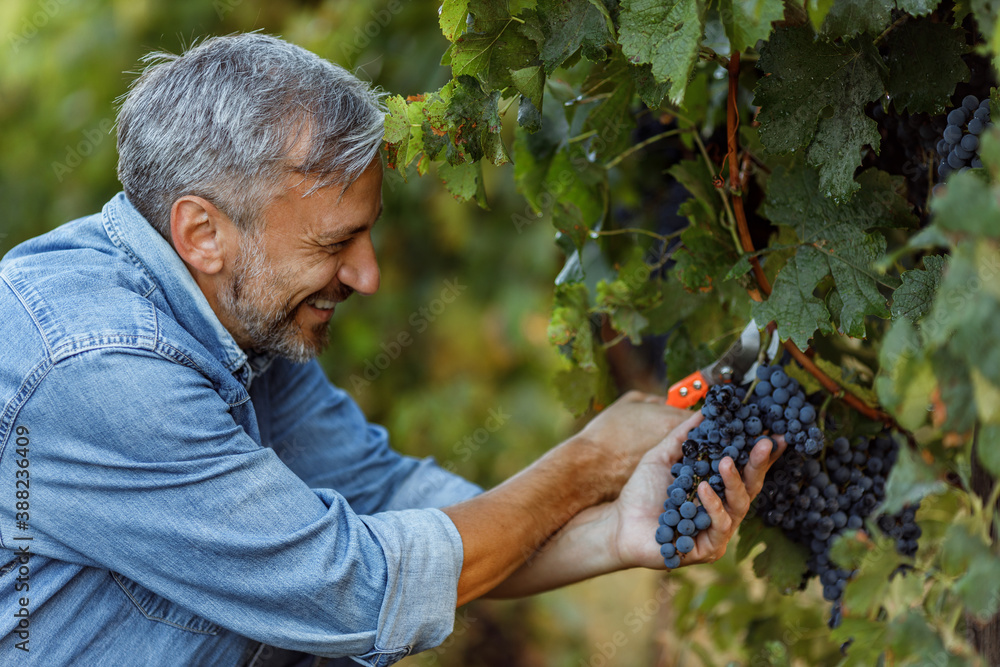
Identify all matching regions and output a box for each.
[0,193,482,665]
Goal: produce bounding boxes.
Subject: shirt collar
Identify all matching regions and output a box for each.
[100,192,255,378]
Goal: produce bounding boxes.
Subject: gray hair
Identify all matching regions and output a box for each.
[116,33,386,239]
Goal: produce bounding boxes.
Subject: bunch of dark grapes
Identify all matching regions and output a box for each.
[758,430,922,629]
[655,364,924,634]
[937,94,992,181]
[655,383,766,568]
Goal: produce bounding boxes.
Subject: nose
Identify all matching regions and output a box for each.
[338,232,380,296]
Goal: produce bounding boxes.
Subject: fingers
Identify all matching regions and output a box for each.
[696,480,733,557]
[742,436,786,498]
[720,457,751,518]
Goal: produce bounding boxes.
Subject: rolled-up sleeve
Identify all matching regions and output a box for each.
[0,348,464,663]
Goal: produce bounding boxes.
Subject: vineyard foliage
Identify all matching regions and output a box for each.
[386,0,1000,663]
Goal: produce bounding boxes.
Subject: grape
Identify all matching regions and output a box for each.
[770,370,789,388]
[947,108,968,125]
[675,536,695,554]
[655,525,674,543]
[677,519,696,536]
[969,118,985,135]
[664,554,681,569]
[963,94,980,111]
[680,501,698,519]
[961,134,980,152]
[943,125,963,143]
[772,387,790,405]
[660,542,676,559]
[663,509,680,526]
[694,511,712,531]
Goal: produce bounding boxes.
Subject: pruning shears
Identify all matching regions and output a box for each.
[665,320,778,409]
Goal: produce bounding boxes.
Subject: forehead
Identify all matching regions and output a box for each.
[262,163,383,239]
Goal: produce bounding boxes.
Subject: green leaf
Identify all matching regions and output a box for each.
[718,0,785,52]
[891,255,946,324]
[536,0,611,73]
[510,65,544,112]
[882,442,948,514]
[897,0,942,16]
[437,160,484,204]
[630,62,669,108]
[549,281,597,370]
[618,0,705,105]
[876,319,937,430]
[929,169,1000,238]
[440,0,470,41]
[840,532,901,615]
[886,19,969,115]
[821,0,892,39]
[954,548,1000,620]
[581,58,636,161]
[750,527,810,592]
[977,423,1000,477]
[761,166,916,342]
[755,27,886,199]
[595,249,662,344]
[753,253,833,349]
[516,95,542,132]
[452,2,540,91]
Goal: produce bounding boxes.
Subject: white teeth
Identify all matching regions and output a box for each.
[310,299,337,310]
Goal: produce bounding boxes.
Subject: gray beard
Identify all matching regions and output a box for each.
[217,231,330,363]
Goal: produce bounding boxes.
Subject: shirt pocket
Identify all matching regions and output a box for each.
[111,571,221,635]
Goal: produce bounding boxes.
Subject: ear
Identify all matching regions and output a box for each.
[169,196,235,276]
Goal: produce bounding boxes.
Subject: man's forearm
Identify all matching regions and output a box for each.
[441,436,627,607]
[482,501,621,598]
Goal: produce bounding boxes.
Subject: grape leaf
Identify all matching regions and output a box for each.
[718,0,785,52]
[581,57,636,161]
[977,423,1000,477]
[618,0,705,105]
[897,0,942,15]
[929,169,1000,238]
[882,442,948,514]
[821,0,892,39]
[891,255,946,324]
[753,254,834,349]
[516,95,542,132]
[886,19,969,115]
[630,62,669,108]
[437,160,485,205]
[758,166,915,345]
[536,0,611,73]
[510,65,544,112]
[669,159,741,290]
[440,0,470,41]
[750,528,810,592]
[755,26,886,199]
[452,1,540,91]
[549,281,597,370]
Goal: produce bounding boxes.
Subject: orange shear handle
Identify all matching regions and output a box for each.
[666,370,710,409]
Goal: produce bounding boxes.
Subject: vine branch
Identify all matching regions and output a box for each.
[723,52,892,425]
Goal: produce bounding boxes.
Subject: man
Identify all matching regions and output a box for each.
[0,34,781,666]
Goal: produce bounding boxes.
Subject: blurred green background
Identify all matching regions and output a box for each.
[0,2,837,665]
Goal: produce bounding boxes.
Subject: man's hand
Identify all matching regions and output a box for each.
[572,390,691,503]
[484,401,786,599]
[610,411,786,569]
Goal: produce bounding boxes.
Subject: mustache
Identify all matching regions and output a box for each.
[308,284,355,304]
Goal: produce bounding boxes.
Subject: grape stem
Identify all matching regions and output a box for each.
[723,51,894,426]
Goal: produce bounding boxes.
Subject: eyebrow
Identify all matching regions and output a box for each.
[316,205,382,242]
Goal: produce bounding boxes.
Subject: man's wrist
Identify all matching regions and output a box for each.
[557,434,634,506]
